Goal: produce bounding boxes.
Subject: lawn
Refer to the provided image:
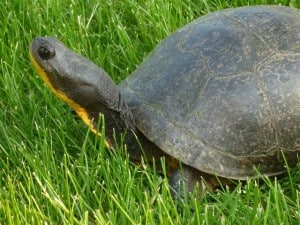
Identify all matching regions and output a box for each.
[1,0,300,224]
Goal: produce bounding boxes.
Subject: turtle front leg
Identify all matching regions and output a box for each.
[170,164,230,200]
[169,164,206,200]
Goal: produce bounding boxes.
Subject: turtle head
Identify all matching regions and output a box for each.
[29,37,136,146]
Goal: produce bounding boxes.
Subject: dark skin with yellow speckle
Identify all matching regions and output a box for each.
[30,6,300,198]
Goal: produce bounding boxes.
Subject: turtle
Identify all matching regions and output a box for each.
[29,5,300,196]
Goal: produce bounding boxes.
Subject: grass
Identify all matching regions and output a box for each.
[1,0,300,224]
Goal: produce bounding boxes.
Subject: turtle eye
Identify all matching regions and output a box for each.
[38,43,55,60]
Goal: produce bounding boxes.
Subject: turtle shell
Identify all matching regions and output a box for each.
[119,6,300,179]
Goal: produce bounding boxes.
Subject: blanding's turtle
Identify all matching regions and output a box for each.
[30,6,300,195]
